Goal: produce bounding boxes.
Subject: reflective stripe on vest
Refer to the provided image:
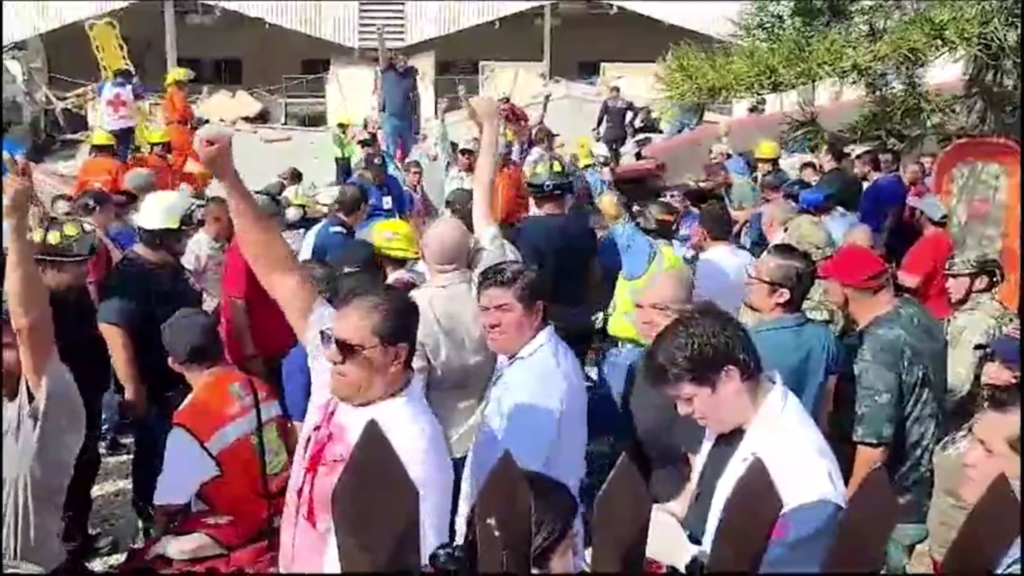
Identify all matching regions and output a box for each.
[606,242,684,343]
[205,400,284,456]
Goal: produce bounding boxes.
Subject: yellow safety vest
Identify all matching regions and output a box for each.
[606,242,685,343]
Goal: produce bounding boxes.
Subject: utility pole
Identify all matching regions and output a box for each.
[542,3,552,80]
[163,0,178,73]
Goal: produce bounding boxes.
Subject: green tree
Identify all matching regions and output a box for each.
[658,0,1021,152]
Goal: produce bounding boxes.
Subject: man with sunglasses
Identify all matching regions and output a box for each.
[96,190,203,542]
[744,244,840,427]
[194,131,452,572]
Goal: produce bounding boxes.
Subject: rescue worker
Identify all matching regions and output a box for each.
[97,68,144,162]
[367,217,425,291]
[74,129,127,197]
[944,254,1017,411]
[752,139,790,188]
[126,307,292,571]
[595,191,687,408]
[330,117,358,184]
[162,67,198,180]
[129,129,176,191]
[514,154,597,362]
[593,86,636,167]
[281,193,320,254]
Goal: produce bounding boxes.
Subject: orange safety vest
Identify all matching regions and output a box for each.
[128,153,176,190]
[172,368,292,548]
[75,156,126,196]
[493,163,528,225]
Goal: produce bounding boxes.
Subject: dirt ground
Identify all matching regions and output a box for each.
[85,451,134,571]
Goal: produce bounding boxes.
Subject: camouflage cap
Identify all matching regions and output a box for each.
[945,253,1005,277]
[783,214,835,262]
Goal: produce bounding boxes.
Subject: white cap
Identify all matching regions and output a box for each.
[133,190,196,230]
[457,138,480,153]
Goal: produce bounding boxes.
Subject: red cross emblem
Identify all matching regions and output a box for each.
[106,92,130,115]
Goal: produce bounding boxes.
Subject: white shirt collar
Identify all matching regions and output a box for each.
[498,324,556,367]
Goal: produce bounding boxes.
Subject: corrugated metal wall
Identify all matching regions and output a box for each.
[208,1,360,47]
[604,1,742,40]
[3,1,133,47]
[404,1,552,46]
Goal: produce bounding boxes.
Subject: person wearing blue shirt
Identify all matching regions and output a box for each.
[378,54,419,161]
[854,150,911,258]
[349,151,412,232]
[2,123,28,177]
[744,244,840,423]
[307,182,368,264]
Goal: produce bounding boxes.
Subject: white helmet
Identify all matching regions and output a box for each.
[133,190,199,230]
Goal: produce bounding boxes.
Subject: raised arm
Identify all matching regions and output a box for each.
[3,162,55,394]
[194,132,317,339]
[468,97,501,237]
[433,97,456,169]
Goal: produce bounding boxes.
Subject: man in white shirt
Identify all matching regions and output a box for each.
[194,130,452,572]
[692,200,755,316]
[181,196,232,313]
[641,302,845,572]
[454,261,588,561]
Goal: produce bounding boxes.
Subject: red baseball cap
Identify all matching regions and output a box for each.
[817,245,890,289]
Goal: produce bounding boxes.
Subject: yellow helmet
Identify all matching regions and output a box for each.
[89,129,116,147]
[753,139,782,161]
[164,66,195,87]
[369,218,420,261]
[147,128,170,145]
[576,137,595,168]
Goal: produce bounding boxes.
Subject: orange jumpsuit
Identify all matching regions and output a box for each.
[162,85,197,174]
[75,156,127,196]
[129,153,176,190]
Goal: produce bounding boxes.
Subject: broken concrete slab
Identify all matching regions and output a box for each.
[196,89,265,124]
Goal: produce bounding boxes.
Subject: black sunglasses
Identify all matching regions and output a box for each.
[319,328,380,362]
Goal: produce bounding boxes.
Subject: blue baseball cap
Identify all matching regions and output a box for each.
[988,335,1021,371]
[799,186,830,212]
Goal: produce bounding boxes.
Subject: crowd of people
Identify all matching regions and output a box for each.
[2,70,1021,575]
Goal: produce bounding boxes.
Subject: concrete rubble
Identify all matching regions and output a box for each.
[195,89,265,124]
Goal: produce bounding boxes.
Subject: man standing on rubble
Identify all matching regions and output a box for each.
[379,53,419,163]
[97,68,145,162]
[593,86,636,167]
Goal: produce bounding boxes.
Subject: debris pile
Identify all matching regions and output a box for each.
[195,89,265,124]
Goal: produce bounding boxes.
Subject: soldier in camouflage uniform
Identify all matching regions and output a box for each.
[818,245,946,574]
[739,214,846,334]
[916,334,1021,571]
[943,254,1017,410]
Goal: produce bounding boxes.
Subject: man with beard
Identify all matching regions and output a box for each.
[944,255,1017,411]
[97,191,203,541]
